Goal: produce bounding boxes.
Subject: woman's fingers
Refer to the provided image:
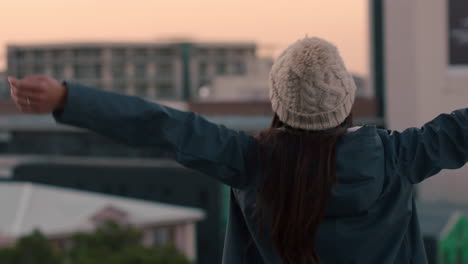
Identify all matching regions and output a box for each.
[8,75,64,114]
[10,78,45,94]
[11,85,42,101]
[10,85,40,113]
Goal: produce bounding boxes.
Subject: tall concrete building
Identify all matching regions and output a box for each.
[6,41,256,100]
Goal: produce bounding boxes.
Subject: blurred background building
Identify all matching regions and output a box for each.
[6,41,256,101]
[6,40,371,102]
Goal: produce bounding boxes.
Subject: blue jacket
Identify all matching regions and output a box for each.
[53,82,468,264]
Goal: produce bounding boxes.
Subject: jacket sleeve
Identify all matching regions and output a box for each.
[378,108,468,184]
[52,82,257,188]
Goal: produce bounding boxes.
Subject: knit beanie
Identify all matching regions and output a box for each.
[269,37,356,130]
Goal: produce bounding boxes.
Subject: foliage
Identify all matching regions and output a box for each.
[0,231,61,264]
[0,222,191,264]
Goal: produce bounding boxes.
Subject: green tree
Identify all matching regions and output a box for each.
[0,222,191,264]
[68,221,190,264]
[0,230,61,264]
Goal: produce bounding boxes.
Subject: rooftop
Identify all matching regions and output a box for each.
[0,182,205,239]
[0,155,186,179]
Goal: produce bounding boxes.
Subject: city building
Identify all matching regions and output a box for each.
[378,0,468,204]
[199,57,273,101]
[199,57,371,102]
[6,41,256,100]
[0,182,204,262]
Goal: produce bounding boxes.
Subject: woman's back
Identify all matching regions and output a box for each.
[226,114,468,263]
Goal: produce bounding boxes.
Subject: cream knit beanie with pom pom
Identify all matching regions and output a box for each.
[269,37,356,130]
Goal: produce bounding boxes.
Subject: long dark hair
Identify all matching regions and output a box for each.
[255,113,353,264]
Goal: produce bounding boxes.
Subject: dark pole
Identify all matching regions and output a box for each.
[371,0,386,127]
[180,43,192,101]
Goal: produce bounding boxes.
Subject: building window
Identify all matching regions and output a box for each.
[134,48,148,59]
[135,83,148,97]
[112,48,126,62]
[112,64,126,80]
[449,0,468,65]
[157,83,175,99]
[216,49,227,57]
[156,63,173,80]
[32,64,44,75]
[199,62,208,78]
[199,62,209,87]
[155,48,175,57]
[134,63,147,79]
[73,63,102,79]
[53,65,65,79]
[234,48,245,56]
[52,49,66,61]
[16,66,27,79]
[233,61,246,75]
[73,48,101,60]
[32,50,44,63]
[198,80,210,90]
[216,62,227,75]
[93,64,102,79]
[197,48,209,57]
[15,50,25,60]
[153,228,170,246]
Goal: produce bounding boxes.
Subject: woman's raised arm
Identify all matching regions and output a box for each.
[378,109,468,184]
[9,76,257,188]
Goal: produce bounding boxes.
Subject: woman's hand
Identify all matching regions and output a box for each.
[8,75,67,114]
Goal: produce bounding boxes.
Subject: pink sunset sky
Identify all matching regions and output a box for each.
[0,0,369,75]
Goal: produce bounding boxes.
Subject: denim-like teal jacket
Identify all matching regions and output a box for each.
[53,82,468,264]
